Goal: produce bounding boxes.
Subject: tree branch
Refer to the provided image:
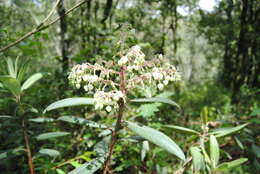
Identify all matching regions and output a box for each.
[0,0,88,53]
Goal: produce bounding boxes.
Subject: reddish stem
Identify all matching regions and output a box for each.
[102,66,126,174]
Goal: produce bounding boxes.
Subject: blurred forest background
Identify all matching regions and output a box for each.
[0,0,259,174]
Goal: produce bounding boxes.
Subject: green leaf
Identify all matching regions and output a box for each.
[6,58,16,78]
[250,108,260,116]
[0,115,13,119]
[36,132,70,140]
[17,60,30,82]
[126,121,185,161]
[44,98,94,113]
[217,158,248,170]
[39,148,60,157]
[190,147,205,171]
[70,161,81,168]
[0,75,21,96]
[141,141,149,161]
[137,103,160,117]
[21,73,43,91]
[58,116,107,128]
[29,118,54,123]
[68,156,105,174]
[251,144,260,158]
[98,129,112,137]
[131,97,180,108]
[0,147,24,160]
[234,136,244,150]
[94,136,110,156]
[164,125,200,135]
[210,135,219,168]
[14,57,19,78]
[210,123,248,138]
[56,169,66,174]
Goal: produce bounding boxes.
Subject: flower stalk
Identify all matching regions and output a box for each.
[102,66,126,174]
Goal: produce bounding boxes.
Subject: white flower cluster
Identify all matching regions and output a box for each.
[118,45,145,70]
[68,63,100,90]
[118,47,181,91]
[68,45,181,112]
[94,90,124,112]
[150,66,181,90]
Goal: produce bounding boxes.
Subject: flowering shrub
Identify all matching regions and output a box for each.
[68,45,180,112]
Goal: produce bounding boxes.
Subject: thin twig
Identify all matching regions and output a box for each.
[40,0,61,26]
[0,0,88,53]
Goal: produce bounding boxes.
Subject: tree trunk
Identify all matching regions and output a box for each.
[57,0,69,85]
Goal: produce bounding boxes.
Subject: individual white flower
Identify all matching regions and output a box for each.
[132,45,141,52]
[76,83,81,89]
[163,80,168,85]
[106,105,112,112]
[82,75,90,81]
[88,84,94,90]
[158,54,163,59]
[95,103,104,110]
[88,75,98,83]
[76,69,83,75]
[133,65,139,70]
[83,85,88,91]
[152,72,163,80]
[127,66,133,71]
[157,83,164,90]
[118,59,123,66]
[121,56,128,64]
[165,75,171,81]
[116,91,124,98]
[81,63,88,70]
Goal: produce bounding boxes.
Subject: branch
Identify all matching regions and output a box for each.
[0,0,88,53]
[102,66,126,174]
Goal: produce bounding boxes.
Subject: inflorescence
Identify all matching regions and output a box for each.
[68,45,181,112]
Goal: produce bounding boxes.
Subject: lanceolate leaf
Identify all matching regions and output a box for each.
[210,123,248,138]
[29,118,54,123]
[210,135,219,168]
[0,147,24,160]
[164,125,200,135]
[217,158,248,170]
[56,169,66,174]
[0,75,21,97]
[58,116,107,128]
[190,147,205,171]
[17,60,30,82]
[44,98,94,113]
[126,121,185,161]
[39,148,60,157]
[68,156,105,174]
[0,115,13,119]
[21,73,43,91]
[36,132,70,140]
[131,97,180,108]
[6,58,16,78]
